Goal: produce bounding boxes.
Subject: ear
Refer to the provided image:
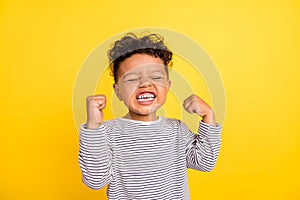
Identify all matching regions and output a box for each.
[167,80,171,89]
[113,83,122,101]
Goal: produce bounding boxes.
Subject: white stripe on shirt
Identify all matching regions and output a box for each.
[79,117,221,199]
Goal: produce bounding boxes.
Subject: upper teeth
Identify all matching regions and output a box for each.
[137,93,155,99]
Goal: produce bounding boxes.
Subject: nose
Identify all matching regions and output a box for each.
[139,76,152,87]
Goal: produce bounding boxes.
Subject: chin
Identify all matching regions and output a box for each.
[129,106,159,116]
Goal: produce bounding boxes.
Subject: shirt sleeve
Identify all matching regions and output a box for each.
[184,121,222,172]
[78,123,113,190]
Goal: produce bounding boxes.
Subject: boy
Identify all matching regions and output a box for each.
[79,33,222,199]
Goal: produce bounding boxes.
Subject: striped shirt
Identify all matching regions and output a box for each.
[79,117,222,200]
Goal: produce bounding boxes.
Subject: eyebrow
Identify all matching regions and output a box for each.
[121,68,167,81]
[150,70,165,74]
[123,70,165,77]
[122,72,139,79]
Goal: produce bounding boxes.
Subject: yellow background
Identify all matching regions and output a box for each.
[1,0,299,199]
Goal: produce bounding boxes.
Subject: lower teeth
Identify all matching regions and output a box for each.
[138,98,154,102]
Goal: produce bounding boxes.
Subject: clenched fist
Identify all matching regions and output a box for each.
[86,95,106,129]
[183,94,216,126]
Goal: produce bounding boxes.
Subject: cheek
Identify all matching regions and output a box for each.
[119,85,138,102]
[157,87,169,101]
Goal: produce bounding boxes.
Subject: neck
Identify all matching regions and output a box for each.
[124,112,158,122]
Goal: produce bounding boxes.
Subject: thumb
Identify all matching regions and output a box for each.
[193,104,203,117]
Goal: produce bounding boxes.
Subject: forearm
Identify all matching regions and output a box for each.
[186,121,222,171]
[79,124,113,189]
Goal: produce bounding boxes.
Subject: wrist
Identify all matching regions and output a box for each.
[202,110,216,126]
[86,121,101,129]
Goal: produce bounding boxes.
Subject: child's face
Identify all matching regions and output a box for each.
[113,54,171,121]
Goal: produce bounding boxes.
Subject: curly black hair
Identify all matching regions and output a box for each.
[108,32,173,82]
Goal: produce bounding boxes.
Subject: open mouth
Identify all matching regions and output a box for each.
[136,92,156,104]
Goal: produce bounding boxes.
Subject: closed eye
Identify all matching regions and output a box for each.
[125,78,138,82]
[152,76,163,80]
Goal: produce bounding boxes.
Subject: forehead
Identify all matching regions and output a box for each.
[118,54,165,76]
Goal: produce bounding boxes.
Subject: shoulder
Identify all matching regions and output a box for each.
[162,117,179,124]
[102,119,117,127]
[101,119,120,131]
[162,117,188,130]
